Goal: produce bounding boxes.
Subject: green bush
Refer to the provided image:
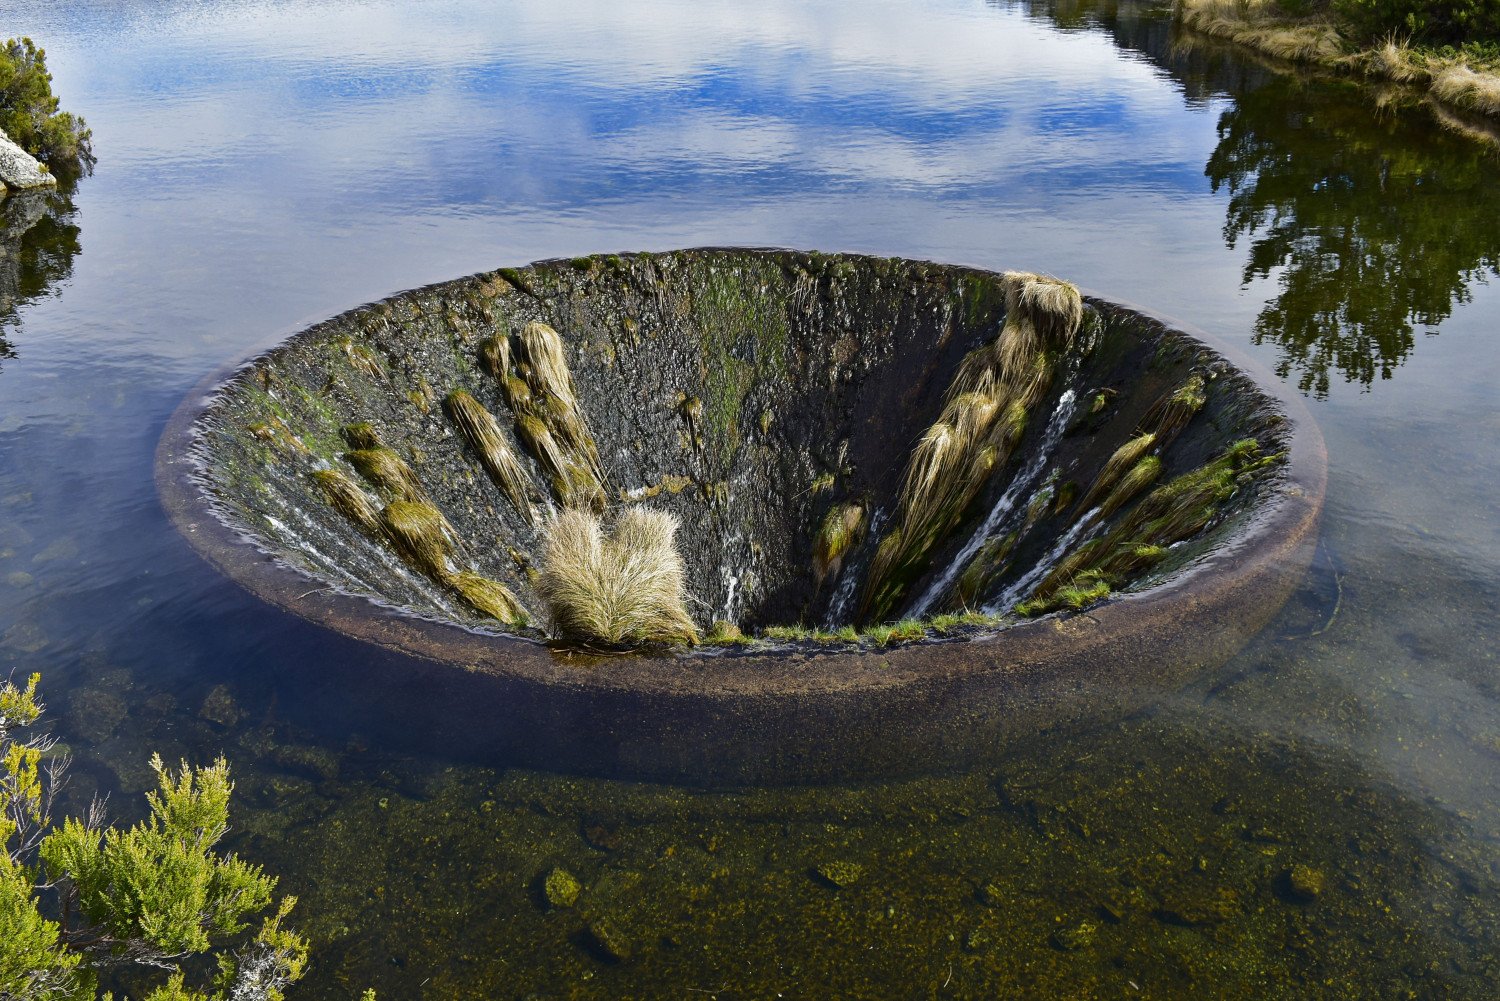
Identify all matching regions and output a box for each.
[0,37,95,180]
[1,674,338,1001]
[1330,0,1500,46]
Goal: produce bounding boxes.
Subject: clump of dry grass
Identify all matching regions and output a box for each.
[340,422,382,451]
[518,321,580,413]
[537,507,699,647]
[477,321,606,509]
[314,468,381,534]
[1175,0,1344,63]
[447,570,528,626]
[478,334,512,381]
[345,447,430,504]
[1431,65,1500,117]
[444,389,533,520]
[379,500,458,579]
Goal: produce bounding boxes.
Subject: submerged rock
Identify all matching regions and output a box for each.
[815,860,865,888]
[544,867,582,908]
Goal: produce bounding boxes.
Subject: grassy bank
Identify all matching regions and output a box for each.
[1174,0,1500,127]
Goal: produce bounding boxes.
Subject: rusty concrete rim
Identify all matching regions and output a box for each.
[155,250,1327,701]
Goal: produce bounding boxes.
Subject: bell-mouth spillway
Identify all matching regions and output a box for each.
[157,248,1325,784]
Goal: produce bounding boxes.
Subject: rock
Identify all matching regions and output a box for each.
[581,816,623,852]
[198,685,243,728]
[581,915,632,962]
[1051,920,1097,951]
[1284,863,1325,902]
[5,571,34,587]
[270,743,340,782]
[814,860,865,888]
[69,688,126,743]
[0,129,57,191]
[544,867,582,908]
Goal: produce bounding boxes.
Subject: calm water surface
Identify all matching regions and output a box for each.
[3,1,1499,997]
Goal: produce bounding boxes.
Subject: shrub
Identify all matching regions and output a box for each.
[1,673,353,1001]
[0,38,95,180]
[1329,0,1500,46]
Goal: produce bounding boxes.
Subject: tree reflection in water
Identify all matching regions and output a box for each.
[0,187,80,370]
[1009,0,1500,397]
[1207,75,1500,395]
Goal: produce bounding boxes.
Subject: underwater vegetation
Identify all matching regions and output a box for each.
[203,251,1288,653]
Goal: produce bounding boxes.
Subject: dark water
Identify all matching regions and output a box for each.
[3,1,1499,997]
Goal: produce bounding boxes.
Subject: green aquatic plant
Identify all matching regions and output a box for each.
[1139,371,1207,441]
[1075,432,1156,515]
[443,389,533,520]
[1019,439,1280,616]
[952,532,1018,610]
[536,507,699,647]
[1096,454,1163,520]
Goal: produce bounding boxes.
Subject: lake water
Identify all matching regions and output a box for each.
[3,0,1499,997]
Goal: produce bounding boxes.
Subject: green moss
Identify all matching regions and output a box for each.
[688,258,792,469]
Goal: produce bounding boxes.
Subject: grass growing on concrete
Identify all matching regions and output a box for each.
[379,500,458,580]
[444,389,533,520]
[537,507,699,648]
[447,570,528,627]
[345,447,429,505]
[813,502,867,587]
[313,468,380,534]
[862,272,1082,623]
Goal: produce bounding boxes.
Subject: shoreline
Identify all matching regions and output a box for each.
[1174,0,1500,138]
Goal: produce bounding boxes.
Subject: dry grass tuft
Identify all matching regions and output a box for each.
[345,447,430,504]
[1175,0,1344,63]
[1004,272,1084,354]
[537,507,699,647]
[444,389,533,520]
[518,321,579,412]
[1432,65,1500,118]
[340,422,383,451]
[447,570,528,626]
[478,334,513,381]
[314,468,381,534]
[379,500,458,579]
[1076,432,1157,515]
